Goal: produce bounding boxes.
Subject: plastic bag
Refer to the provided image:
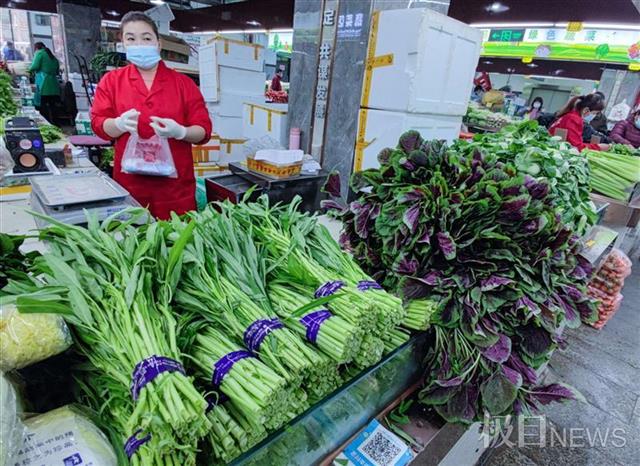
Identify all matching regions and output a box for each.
[1,374,25,466]
[0,303,73,371]
[0,136,14,179]
[121,133,177,178]
[243,135,284,158]
[9,405,117,466]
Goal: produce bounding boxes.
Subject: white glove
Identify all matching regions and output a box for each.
[114,109,140,134]
[149,116,187,140]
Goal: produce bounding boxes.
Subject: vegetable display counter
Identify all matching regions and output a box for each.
[231,333,429,465]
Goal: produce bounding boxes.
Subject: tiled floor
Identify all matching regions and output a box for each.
[486,255,639,465]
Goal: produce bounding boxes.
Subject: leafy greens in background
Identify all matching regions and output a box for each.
[325,123,597,423]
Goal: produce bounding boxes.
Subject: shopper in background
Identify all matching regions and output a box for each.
[590,91,609,133]
[91,11,211,219]
[2,41,23,61]
[470,85,484,103]
[29,42,60,124]
[609,107,640,148]
[549,94,610,152]
[270,69,283,92]
[526,96,544,120]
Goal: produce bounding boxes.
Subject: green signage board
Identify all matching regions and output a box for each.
[488,29,525,43]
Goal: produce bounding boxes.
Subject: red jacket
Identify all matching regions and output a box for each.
[91,62,212,219]
[610,117,640,148]
[549,110,601,152]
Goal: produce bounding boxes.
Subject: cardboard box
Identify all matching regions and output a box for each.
[242,102,288,146]
[363,9,482,116]
[353,108,462,172]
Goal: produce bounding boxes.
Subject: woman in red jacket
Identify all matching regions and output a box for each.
[91,11,212,219]
[549,94,610,152]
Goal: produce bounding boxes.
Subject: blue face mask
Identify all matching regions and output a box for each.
[583,113,595,124]
[635,118,640,130]
[126,45,161,70]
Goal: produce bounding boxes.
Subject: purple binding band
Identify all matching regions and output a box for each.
[299,310,333,344]
[205,392,229,413]
[357,280,383,291]
[243,318,284,352]
[124,429,151,459]
[130,355,185,401]
[314,280,345,298]
[212,350,254,387]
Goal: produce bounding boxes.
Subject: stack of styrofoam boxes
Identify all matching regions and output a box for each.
[242,102,288,147]
[354,9,482,172]
[68,72,94,112]
[199,37,266,166]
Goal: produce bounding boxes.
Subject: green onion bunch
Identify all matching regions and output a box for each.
[402,298,439,330]
[382,327,411,354]
[353,334,385,369]
[9,214,210,464]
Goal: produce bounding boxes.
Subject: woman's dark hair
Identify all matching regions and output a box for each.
[120,11,159,39]
[34,42,56,61]
[529,96,543,112]
[556,94,605,117]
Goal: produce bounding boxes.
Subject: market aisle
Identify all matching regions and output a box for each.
[485,260,640,466]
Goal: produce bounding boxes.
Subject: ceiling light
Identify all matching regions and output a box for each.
[483,60,494,64]
[485,2,510,13]
[553,69,564,75]
[106,10,119,17]
[150,0,165,5]
[246,20,261,27]
[527,63,538,68]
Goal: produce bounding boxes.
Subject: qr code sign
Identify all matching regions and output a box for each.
[360,430,403,465]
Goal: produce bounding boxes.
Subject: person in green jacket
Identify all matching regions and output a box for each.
[29,42,60,123]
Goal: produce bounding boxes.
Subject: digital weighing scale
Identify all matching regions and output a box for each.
[29,173,148,228]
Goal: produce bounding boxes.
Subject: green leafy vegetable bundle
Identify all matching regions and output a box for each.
[39,124,64,144]
[0,71,17,118]
[325,128,597,423]
[455,120,596,235]
[609,143,640,157]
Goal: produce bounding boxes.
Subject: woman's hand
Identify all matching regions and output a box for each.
[597,143,611,151]
[149,116,187,140]
[115,109,140,134]
[150,116,205,144]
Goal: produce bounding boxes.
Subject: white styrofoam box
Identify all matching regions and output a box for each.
[209,111,244,139]
[202,37,265,72]
[363,8,482,116]
[354,108,462,172]
[207,92,263,118]
[200,66,266,103]
[218,137,248,165]
[75,94,90,111]
[264,49,277,66]
[242,102,288,146]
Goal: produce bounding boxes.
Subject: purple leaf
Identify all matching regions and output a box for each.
[377,148,393,165]
[436,376,463,387]
[399,130,422,153]
[322,172,341,197]
[507,354,537,385]
[515,296,540,316]
[502,365,523,388]
[394,256,418,274]
[480,276,513,291]
[417,227,432,244]
[400,158,416,171]
[421,270,442,286]
[524,177,550,199]
[437,232,457,260]
[399,189,425,203]
[562,285,584,302]
[529,383,580,405]
[482,334,512,363]
[320,199,344,213]
[501,195,530,214]
[402,204,421,234]
[501,186,521,197]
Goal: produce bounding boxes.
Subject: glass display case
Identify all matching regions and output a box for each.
[231,332,431,466]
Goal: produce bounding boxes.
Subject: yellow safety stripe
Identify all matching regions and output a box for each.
[246,103,288,115]
[267,111,272,132]
[219,138,247,153]
[360,11,394,109]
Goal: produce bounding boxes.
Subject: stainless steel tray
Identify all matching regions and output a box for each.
[30,173,130,208]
